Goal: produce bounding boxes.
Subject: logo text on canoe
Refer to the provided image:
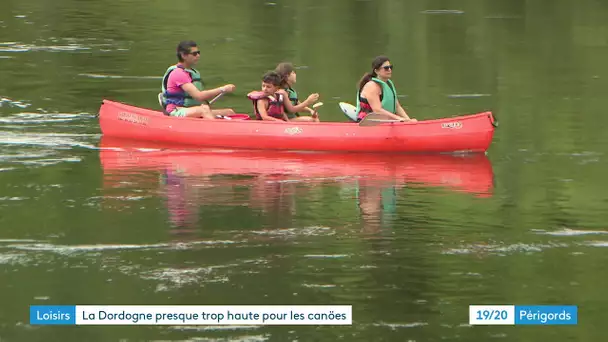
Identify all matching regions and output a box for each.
[284,127,303,135]
[441,121,462,129]
[118,112,149,125]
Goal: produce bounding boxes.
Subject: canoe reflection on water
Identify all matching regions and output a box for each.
[99,136,495,233]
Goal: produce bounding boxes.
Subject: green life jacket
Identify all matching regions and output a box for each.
[355,78,398,114]
[284,87,300,119]
[355,181,397,225]
[161,64,205,109]
[380,187,397,219]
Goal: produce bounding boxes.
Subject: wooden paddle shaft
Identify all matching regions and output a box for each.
[209,91,225,104]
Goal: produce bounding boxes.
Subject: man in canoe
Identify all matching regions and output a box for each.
[356,55,416,122]
[161,40,236,119]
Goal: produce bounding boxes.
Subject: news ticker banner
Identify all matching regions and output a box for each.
[30,304,577,326]
[469,305,578,325]
[30,305,352,325]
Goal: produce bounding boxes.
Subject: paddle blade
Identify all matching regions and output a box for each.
[157,92,164,109]
[358,113,401,127]
[339,102,358,122]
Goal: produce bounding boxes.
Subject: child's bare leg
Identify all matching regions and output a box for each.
[290,116,320,122]
[211,108,236,117]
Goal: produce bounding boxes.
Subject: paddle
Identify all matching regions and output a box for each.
[338,102,358,122]
[358,113,403,127]
[211,91,232,119]
[209,91,225,105]
[312,101,323,113]
[308,102,323,119]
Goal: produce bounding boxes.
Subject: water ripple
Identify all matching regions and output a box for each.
[2,240,241,258]
[0,252,29,265]
[78,73,161,80]
[0,45,87,52]
[0,239,40,243]
[303,254,351,259]
[442,242,570,255]
[373,321,428,329]
[248,226,335,237]
[142,266,231,289]
[585,241,608,247]
[301,284,337,288]
[537,228,608,236]
[0,113,88,124]
[0,97,31,108]
[6,242,171,254]
[421,9,464,14]
[0,131,100,150]
[169,325,261,331]
[447,93,491,98]
[0,196,28,201]
[0,38,131,53]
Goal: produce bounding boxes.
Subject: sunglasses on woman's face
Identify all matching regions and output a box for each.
[382,65,393,70]
[189,51,201,56]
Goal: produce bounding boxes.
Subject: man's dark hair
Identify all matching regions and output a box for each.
[177,40,197,62]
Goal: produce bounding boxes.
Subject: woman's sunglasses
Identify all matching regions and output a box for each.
[382,65,393,70]
[189,51,201,56]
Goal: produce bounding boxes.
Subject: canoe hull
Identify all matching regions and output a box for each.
[98,99,496,153]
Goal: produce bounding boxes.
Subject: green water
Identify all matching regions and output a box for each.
[1,0,608,341]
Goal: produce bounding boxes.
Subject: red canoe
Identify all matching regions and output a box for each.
[98,100,497,153]
[99,136,495,196]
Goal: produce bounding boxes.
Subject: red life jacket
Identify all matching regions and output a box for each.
[247,91,286,120]
[357,82,386,121]
[357,96,373,121]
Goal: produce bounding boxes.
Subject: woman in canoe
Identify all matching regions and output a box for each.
[356,55,416,122]
[275,62,321,120]
[247,71,321,122]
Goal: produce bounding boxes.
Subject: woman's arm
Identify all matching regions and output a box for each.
[395,99,416,121]
[395,99,412,119]
[256,99,285,121]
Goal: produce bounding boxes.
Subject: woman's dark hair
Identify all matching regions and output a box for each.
[176,40,198,62]
[275,62,295,88]
[357,55,390,91]
[262,71,282,86]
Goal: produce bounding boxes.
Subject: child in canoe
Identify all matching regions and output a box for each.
[275,62,321,120]
[247,71,321,122]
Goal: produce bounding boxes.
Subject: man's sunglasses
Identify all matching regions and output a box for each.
[382,65,393,70]
[189,51,201,56]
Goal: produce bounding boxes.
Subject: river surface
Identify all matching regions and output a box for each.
[1,0,607,341]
